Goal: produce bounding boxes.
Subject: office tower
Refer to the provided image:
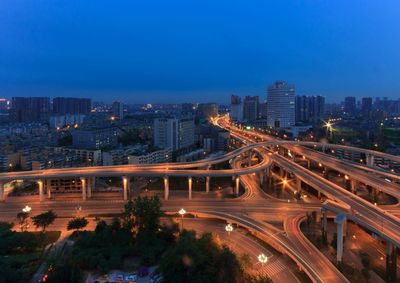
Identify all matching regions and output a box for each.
[267,81,295,128]
[344,97,356,116]
[361,97,372,118]
[243,96,259,122]
[182,103,196,113]
[153,117,195,151]
[258,102,268,119]
[0,98,8,114]
[230,95,243,122]
[52,97,91,115]
[197,103,218,119]
[112,101,124,119]
[295,95,325,124]
[10,97,51,122]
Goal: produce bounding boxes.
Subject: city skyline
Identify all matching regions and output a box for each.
[1,1,400,103]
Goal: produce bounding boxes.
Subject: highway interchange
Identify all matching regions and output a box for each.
[1,115,400,282]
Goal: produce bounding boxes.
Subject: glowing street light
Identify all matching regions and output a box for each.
[225,223,233,235]
[179,208,186,231]
[258,253,268,266]
[22,205,31,213]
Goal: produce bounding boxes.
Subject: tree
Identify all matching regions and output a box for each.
[159,230,246,283]
[32,210,57,232]
[67,217,88,232]
[125,196,163,233]
[17,212,29,231]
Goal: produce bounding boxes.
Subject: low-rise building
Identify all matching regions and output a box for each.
[128,148,172,164]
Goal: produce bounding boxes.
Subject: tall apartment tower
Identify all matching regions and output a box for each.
[10,97,51,122]
[295,95,325,124]
[344,97,356,116]
[197,103,218,119]
[153,117,195,151]
[52,97,91,115]
[266,81,295,128]
[361,97,373,118]
[230,95,243,122]
[112,101,124,119]
[243,96,259,122]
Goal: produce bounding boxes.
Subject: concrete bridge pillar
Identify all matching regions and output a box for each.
[235,176,240,196]
[248,151,252,167]
[280,167,285,178]
[367,154,375,166]
[46,180,51,199]
[386,242,397,281]
[296,177,302,193]
[206,176,210,193]
[259,171,264,186]
[38,180,44,202]
[334,214,346,263]
[350,180,357,193]
[122,176,129,201]
[88,177,95,198]
[321,208,328,242]
[80,177,87,201]
[0,182,4,202]
[164,176,169,200]
[323,167,329,178]
[188,176,193,200]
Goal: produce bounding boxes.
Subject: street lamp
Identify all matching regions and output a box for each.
[22,205,31,213]
[258,253,268,266]
[76,204,82,216]
[225,223,233,235]
[179,208,186,231]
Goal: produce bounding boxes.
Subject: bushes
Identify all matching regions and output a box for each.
[159,230,245,283]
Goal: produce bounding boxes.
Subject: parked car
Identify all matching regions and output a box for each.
[137,266,149,277]
[125,273,137,283]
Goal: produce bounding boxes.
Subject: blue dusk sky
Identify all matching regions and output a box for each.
[0,0,399,103]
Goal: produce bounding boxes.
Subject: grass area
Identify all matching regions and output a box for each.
[0,223,61,283]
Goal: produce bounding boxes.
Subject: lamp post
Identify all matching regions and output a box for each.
[225,223,233,236]
[258,253,268,266]
[76,204,82,217]
[179,208,186,231]
[20,205,31,231]
[22,205,31,213]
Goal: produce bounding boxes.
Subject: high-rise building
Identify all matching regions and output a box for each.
[181,103,196,114]
[112,101,124,119]
[52,97,91,115]
[361,97,373,118]
[197,103,218,119]
[258,102,268,119]
[153,117,195,151]
[344,97,356,116]
[10,97,51,122]
[267,81,295,128]
[0,98,8,114]
[295,95,325,124]
[230,95,243,122]
[243,96,259,122]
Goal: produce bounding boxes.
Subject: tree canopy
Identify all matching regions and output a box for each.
[31,210,57,232]
[159,230,244,283]
[67,217,89,231]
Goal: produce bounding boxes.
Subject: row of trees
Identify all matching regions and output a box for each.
[14,196,273,282]
[17,210,57,232]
